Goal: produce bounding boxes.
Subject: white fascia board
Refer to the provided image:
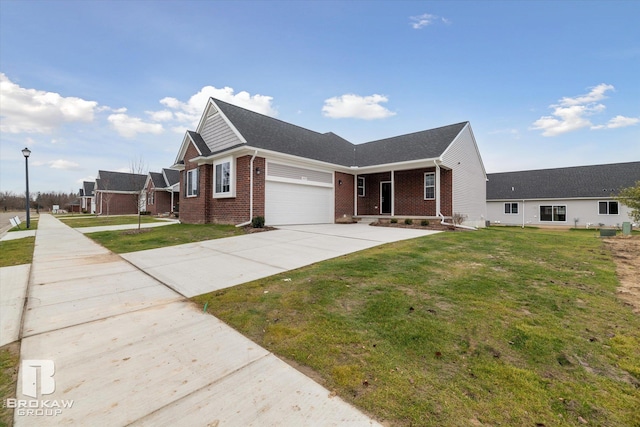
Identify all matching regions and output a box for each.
[353,158,440,175]
[174,132,202,165]
[487,196,615,202]
[95,190,140,195]
[171,163,185,170]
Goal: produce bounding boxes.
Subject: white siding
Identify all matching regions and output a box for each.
[200,113,243,153]
[441,124,487,227]
[487,199,633,228]
[267,163,333,184]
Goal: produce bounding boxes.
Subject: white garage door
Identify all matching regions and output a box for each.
[265,181,334,225]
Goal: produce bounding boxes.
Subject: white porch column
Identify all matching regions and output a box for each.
[354,175,358,217]
[391,170,395,216]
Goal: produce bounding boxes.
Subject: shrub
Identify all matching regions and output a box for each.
[390,218,398,224]
[421,219,429,226]
[404,218,413,225]
[251,216,265,228]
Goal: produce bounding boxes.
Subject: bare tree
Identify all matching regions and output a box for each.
[130,157,148,230]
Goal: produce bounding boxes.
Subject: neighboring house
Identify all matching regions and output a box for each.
[95,170,147,215]
[143,168,180,215]
[486,162,640,228]
[79,181,95,213]
[172,98,487,227]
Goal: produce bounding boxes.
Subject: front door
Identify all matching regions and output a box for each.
[381,181,391,214]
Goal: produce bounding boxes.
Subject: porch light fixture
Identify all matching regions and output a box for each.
[22,147,31,228]
[255,167,261,175]
[338,179,343,185]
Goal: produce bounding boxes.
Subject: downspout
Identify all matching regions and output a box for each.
[435,160,476,230]
[522,199,525,229]
[236,150,258,227]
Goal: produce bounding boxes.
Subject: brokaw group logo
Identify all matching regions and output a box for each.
[3,360,74,417]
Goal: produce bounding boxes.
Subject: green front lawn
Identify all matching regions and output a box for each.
[86,223,245,253]
[193,228,640,427]
[59,215,165,228]
[0,237,35,267]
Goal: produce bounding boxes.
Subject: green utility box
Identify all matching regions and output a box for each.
[600,228,616,237]
[622,222,632,236]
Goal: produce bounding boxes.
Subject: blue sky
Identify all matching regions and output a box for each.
[1,0,639,195]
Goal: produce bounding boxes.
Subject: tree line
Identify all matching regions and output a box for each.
[0,191,79,212]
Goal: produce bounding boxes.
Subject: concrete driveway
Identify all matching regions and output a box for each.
[122,223,440,297]
[14,214,384,426]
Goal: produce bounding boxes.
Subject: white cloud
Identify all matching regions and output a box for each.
[156,85,277,132]
[591,115,640,130]
[0,73,98,134]
[410,13,451,29]
[146,110,173,121]
[107,113,164,138]
[49,159,81,170]
[529,83,635,136]
[322,94,396,120]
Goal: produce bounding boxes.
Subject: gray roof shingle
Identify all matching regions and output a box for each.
[486,162,640,200]
[211,99,466,167]
[96,170,147,192]
[163,168,180,186]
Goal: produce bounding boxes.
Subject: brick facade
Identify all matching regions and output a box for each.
[356,167,452,217]
[334,172,354,220]
[179,145,266,224]
[178,139,453,224]
[97,192,139,215]
[144,179,177,215]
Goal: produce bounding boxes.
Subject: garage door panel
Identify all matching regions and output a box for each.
[265,182,333,226]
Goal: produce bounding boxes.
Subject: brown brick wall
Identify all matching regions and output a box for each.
[179,143,210,224]
[98,192,139,215]
[334,172,354,219]
[356,168,452,216]
[179,152,266,225]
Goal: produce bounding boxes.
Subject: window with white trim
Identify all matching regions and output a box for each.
[504,202,518,214]
[598,201,619,215]
[357,177,365,197]
[214,158,233,197]
[186,169,198,197]
[540,205,566,222]
[424,172,435,200]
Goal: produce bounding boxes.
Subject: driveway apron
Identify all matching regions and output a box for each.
[14,214,380,426]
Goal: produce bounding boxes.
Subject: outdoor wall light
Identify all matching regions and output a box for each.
[338,179,343,185]
[255,167,261,175]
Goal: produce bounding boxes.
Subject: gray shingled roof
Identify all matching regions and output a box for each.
[80,181,94,197]
[187,131,212,157]
[163,168,180,186]
[211,99,465,167]
[214,99,355,166]
[486,162,640,200]
[356,123,468,167]
[96,170,147,192]
[149,172,166,188]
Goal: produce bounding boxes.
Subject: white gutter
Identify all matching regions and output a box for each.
[236,150,258,227]
[439,212,478,231]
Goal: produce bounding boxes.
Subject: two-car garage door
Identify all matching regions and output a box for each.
[264,162,334,226]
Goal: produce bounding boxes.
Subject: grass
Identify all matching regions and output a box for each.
[59,215,165,228]
[193,227,640,427]
[0,343,20,426]
[0,237,35,267]
[86,223,245,253]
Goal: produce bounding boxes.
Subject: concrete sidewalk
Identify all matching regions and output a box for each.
[14,214,381,426]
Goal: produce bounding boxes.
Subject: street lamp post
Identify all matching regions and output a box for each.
[22,147,31,229]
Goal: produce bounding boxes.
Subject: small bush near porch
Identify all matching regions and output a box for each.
[193,228,640,427]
